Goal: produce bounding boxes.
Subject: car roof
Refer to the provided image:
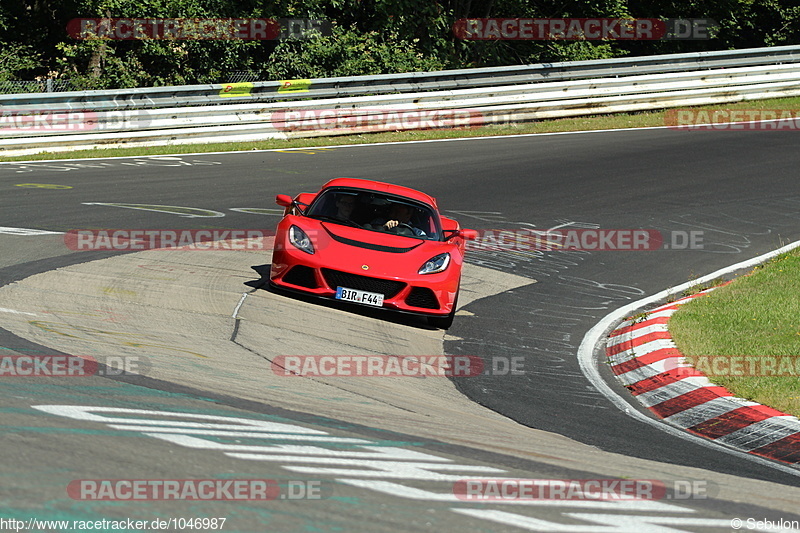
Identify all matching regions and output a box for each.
[320,178,438,209]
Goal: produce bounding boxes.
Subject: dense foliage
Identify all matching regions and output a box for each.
[1,0,797,88]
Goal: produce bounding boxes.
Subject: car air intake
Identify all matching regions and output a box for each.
[282,265,319,289]
[405,287,440,309]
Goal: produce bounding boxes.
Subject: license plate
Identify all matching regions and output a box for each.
[335,286,384,307]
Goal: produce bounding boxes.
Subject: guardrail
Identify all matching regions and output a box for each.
[2,45,800,157]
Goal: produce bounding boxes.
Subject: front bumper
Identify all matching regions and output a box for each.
[270,247,458,317]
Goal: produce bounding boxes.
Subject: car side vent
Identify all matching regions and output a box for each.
[405,287,440,309]
[283,265,318,289]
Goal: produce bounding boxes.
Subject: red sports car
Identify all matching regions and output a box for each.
[269,178,477,329]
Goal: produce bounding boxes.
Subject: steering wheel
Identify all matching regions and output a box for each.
[388,223,415,236]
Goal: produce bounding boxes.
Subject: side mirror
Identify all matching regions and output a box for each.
[444,228,478,241]
[275,194,293,207]
[460,229,479,241]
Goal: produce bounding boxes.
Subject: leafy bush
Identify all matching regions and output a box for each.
[263,25,445,79]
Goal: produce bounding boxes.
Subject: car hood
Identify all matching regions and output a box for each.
[320,222,426,253]
[279,217,456,279]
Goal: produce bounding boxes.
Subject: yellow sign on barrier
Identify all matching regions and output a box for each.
[278,79,312,93]
[219,82,254,98]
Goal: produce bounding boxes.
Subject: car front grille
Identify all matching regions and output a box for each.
[404,287,440,309]
[321,268,406,299]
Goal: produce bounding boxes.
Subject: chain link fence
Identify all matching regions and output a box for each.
[224,71,263,83]
[0,71,265,95]
[0,79,79,94]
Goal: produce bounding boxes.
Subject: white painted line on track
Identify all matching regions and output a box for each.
[0,123,703,166]
[0,226,63,235]
[577,239,800,477]
[232,293,248,319]
[0,307,37,316]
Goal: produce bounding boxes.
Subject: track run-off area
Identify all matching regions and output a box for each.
[1,126,800,532]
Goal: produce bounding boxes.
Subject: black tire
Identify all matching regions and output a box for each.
[428,309,455,330]
[428,290,458,330]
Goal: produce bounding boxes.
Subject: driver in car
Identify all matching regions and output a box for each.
[369,203,427,237]
[334,194,356,221]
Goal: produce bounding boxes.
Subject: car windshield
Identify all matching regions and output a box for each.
[306,188,440,240]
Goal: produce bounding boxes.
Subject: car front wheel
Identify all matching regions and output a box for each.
[428,290,458,330]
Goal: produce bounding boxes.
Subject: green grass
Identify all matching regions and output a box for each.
[2,95,800,162]
[670,277,728,301]
[669,249,800,417]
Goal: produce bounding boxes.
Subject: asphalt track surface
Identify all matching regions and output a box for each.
[2,127,800,532]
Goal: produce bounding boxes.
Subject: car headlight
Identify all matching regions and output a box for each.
[289,225,314,254]
[419,253,450,274]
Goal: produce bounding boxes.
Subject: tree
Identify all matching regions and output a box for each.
[0,0,798,89]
